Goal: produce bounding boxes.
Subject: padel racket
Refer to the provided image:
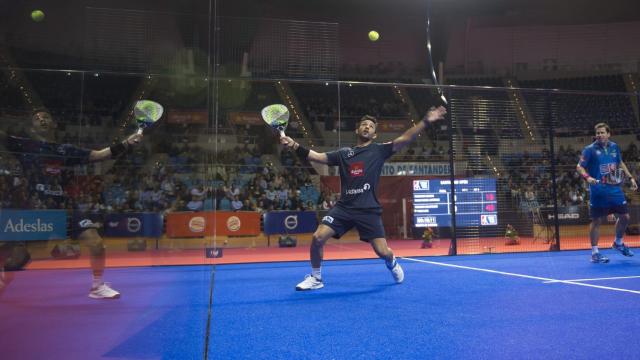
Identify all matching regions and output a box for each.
[597,168,625,185]
[261,104,289,137]
[134,100,164,135]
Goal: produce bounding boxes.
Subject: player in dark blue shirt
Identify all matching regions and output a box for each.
[0,108,143,298]
[281,106,447,290]
[576,122,637,263]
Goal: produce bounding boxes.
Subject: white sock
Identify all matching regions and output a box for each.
[591,246,599,254]
[615,237,623,245]
[311,268,322,280]
[92,276,103,289]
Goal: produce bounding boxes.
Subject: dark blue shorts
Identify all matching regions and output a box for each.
[590,204,629,219]
[70,212,104,239]
[321,206,385,242]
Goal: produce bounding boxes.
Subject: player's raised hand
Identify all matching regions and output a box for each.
[424,106,447,123]
[280,135,298,149]
[125,133,143,146]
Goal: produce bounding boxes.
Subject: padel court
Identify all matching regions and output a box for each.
[1,249,639,359]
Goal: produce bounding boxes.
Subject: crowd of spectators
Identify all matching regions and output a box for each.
[505,143,640,211]
[0,132,334,216]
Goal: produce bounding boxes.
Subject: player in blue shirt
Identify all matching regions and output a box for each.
[576,122,637,263]
[0,108,143,298]
[281,106,447,290]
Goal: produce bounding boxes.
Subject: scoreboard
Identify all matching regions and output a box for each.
[413,178,498,228]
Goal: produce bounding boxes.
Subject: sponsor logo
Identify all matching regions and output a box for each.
[413,180,429,190]
[322,215,334,224]
[227,216,241,232]
[600,163,617,175]
[547,213,580,220]
[189,216,206,232]
[347,149,355,158]
[79,219,97,228]
[345,182,371,195]
[127,217,142,232]
[480,214,497,225]
[284,215,298,230]
[108,221,119,227]
[349,161,364,177]
[4,218,54,233]
[416,216,437,225]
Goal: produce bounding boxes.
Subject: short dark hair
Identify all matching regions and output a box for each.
[594,122,610,134]
[30,107,50,118]
[359,115,377,126]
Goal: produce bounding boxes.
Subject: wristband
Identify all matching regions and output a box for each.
[295,144,310,159]
[110,141,129,158]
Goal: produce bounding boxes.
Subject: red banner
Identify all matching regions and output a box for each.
[165,211,261,237]
[228,111,263,126]
[165,212,214,237]
[167,109,208,124]
[215,211,261,236]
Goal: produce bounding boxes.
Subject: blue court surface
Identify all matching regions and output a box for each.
[2,250,639,359]
[209,250,640,359]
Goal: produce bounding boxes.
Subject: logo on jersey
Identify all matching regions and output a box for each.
[345,182,371,195]
[347,149,355,158]
[322,215,334,224]
[599,163,617,175]
[79,219,98,228]
[349,161,364,177]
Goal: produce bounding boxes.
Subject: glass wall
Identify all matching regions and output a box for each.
[1,1,639,358]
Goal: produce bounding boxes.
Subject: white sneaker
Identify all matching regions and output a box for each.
[295,274,324,291]
[390,262,404,284]
[89,283,121,299]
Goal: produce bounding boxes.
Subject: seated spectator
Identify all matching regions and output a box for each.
[231,195,243,211]
[186,196,203,211]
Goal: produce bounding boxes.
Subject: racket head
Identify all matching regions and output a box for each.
[261,104,289,136]
[604,168,625,185]
[134,100,164,130]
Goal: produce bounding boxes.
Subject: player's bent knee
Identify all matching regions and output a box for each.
[311,234,326,247]
[80,229,105,256]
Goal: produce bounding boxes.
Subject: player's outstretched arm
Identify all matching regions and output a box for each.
[280,136,329,164]
[392,106,446,152]
[576,164,598,185]
[89,133,143,162]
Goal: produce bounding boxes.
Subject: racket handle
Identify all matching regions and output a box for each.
[137,128,144,135]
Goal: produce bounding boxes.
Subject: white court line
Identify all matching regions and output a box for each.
[401,257,640,295]
[543,275,640,283]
